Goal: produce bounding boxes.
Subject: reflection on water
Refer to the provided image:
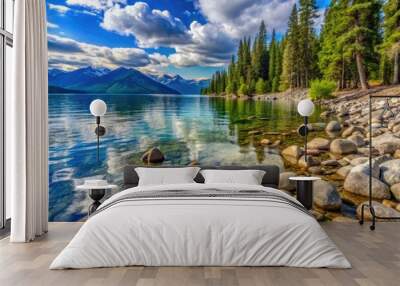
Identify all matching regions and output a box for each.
[49,93,322,221]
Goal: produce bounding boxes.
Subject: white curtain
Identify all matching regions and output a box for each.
[7,0,49,242]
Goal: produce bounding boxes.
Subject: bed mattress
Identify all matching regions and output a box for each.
[50,183,351,269]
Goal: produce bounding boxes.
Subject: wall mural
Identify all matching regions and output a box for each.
[47,0,400,222]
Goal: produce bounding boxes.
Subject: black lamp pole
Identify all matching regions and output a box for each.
[304,116,308,163]
[94,116,106,163]
[96,116,100,163]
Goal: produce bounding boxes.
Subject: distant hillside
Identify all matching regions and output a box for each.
[48,85,84,94]
[48,66,180,94]
[148,73,210,94]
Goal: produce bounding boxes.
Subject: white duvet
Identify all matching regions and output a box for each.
[50,183,351,269]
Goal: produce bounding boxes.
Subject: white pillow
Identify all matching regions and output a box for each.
[200,169,266,185]
[135,167,200,186]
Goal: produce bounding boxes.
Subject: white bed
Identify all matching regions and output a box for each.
[50,183,351,269]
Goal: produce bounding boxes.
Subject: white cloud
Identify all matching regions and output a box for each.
[50,1,299,70]
[196,0,296,38]
[170,21,236,67]
[47,34,160,71]
[100,2,235,67]
[48,4,71,15]
[149,53,170,67]
[66,0,127,11]
[78,10,98,17]
[47,22,59,29]
[101,2,190,48]
[138,53,171,74]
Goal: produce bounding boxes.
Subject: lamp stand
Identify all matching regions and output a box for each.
[96,116,100,163]
[359,95,400,230]
[304,116,308,164]
[94,116,106,163]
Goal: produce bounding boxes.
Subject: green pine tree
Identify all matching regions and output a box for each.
[255,78,267,94]
[280,4,301,90]
[252,21,269,81]
[319,0,350,89]
[269,29,277,89]
[298,0,319,87]
[338,0,381,90]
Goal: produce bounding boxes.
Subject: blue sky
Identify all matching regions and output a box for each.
[47,0,330,79]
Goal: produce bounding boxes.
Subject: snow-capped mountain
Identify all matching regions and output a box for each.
[48,66,179,94]
[147,72,210,94]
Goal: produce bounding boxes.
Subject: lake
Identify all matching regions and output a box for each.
[49,93,323,221]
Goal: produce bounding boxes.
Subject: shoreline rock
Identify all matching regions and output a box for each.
[330,139,357,155]
[313,180,342,211]
[326,121,342,132]
[344,171,391,199]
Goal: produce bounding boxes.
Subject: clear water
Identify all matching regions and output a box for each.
[49,93,323,221]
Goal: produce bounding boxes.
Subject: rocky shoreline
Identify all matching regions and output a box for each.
[140,86,400,222]
[276,86,400,221]
[208,89,309,102]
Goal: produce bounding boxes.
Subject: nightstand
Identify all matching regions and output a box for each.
[288,176,320,210]
[77,180,118,215]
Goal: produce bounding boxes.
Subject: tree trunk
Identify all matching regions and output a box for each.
[393,49,399,85]
[341,56,345,89]
[355,52,369,90]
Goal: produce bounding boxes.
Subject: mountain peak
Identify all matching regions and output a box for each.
[113,66,130,72]
[146,71,210,94]
[48,65,180,94]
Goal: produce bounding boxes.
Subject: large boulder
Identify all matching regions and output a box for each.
[380,159,400,186]
[313,180,342,211]
[141,147,165,163]
[330,139,357,155]
[279,171,297,192]
[372,133,400,148]
[375,142,400,155]
[344,171,391,199]
[350,155,391,178]
[308,137,330,150]
[326,121,341,132]
[342,126,364,138]
[390,183,400,201]
[356,201,400,221]
[347,134,365,147]
[281,145,303,164]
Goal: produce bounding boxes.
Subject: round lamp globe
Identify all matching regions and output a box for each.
[297,99,315,117]
[90,99,107,117]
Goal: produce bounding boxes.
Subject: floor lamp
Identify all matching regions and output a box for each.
[297,99,315,163]
[90,99,107,163]
[359,95,400,230]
